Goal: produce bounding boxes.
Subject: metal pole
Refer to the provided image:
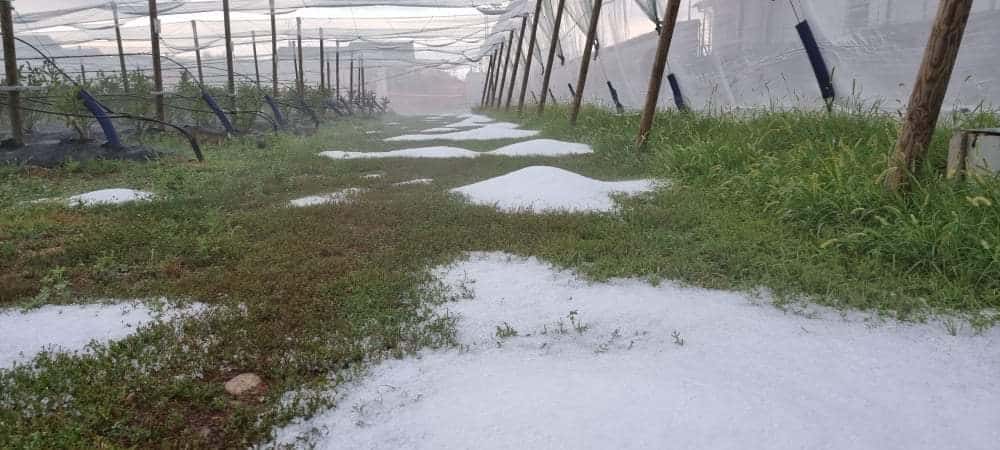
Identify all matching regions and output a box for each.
[148,0,165,122]
[886,0,974,191]
[569,0,605,125]
[495,30,515,108]
[634,0,682,148]
[319,28,325,91]
[191,20,204,86]
[1,0,24,146]
[517,0,544,113]
[252,30,261,90]
[538,0,567,114]
[270,0,278,97]
[112,2,129,91]
[296,18,304,94]
[222,0,235,99]
[505,15,528,110]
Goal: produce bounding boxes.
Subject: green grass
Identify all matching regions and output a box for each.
[1,106,997,447]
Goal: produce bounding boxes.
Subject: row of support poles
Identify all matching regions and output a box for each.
[1,0,24,146]
[495,29,514,108]
[634,0,681,148]
[148,0,165,122]
[517,0,545,113]
[191,21,204,85]
[504,15,528,111]
[537,0,566,114]
[568,0,605,125]
[112,2,129,91]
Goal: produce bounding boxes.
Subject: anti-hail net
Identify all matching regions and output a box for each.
[3,0,1000,114]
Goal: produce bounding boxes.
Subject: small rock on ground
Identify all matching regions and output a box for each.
[224,373,263,396]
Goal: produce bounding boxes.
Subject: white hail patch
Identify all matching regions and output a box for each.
[392,178,434,186]
[270,252,1000,450]
[319,147,480,160]
[450,166,658,213]
[385,123,539,142]
[67,189,155,207]
[288,188,366,207]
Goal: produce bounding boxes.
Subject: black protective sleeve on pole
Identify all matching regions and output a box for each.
[795,20,835,102]
[568,83,576,98]
[667,73,687,110]
[517,0,545,112]
[1,0,23,146]
[538,0,567,114]
[607,80,625,113]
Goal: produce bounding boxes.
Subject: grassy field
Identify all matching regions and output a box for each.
[1,107,997,447]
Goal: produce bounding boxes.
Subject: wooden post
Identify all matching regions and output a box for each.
[480,52,495,108]
[486,49,500,107]
[349,53,354,102]
[112,2,129,91]
[148,0,165,122]
[291,40,298,89]
[517,0,544,112]
[885,0,974,192]
[1,0,24,146]
[191,21,205,85]
[80,64,87,84]
[296,18,304,95]
[327,61,331,93]
[569,0,605,125]
[252,30,261,90]
[270,0,278,97]
[335,41,341,98]
[319,29,325,91]
[505,15,528,110]
[488,42,505,107]
[537,0,567,114]
[360,56,366,97]
[634,0,681,148]
[222,0,235,99]
[495,30,515,108]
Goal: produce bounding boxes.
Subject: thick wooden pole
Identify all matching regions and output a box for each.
[489,42,505,107]
[191,21,204,85]
[480,52,495,108]
[569,0,604,125]
[270,0,278,97]
[349,53,354,102]
[327,61,331,93]
[148,0,165,122]
[222,0,235,99]
[112,2,129,91]
[1,0,24,146]
[885,0,974,192]
[505,15,528,110]
[335,41,341,98]
[291,40,298,89]
[517,0,544,112]
[634,0,681,148]
[296,18,304,94]
[252,30,261,90]
[319,29,325,91]
[494,30,515,108]
[537,0,567,114]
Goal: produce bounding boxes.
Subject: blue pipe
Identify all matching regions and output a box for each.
[78,90,122,148]
[201,90,237,134]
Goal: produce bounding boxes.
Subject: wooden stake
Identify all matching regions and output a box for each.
[222,0,235,99]
[349,53,354,102]
[1,0,23,146]
[148,0,165,122]
[537,0,567,114]
[489,42,505,107]
[885,0,974,191]
[569,0,605,125]
[327,61,331,93]
[319,29,325,91]
[495,30,515,108]
[505,15,528,110]
[291,40,298,89]
[252,30,261,90]
[296,18,304,95]
[269,0,278,97]
[517,0,544,113]
[191,21,204,85]
[80,64,87,84]
[480,51,496,108]
[634,0,681,148]
[112,2,129,91]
